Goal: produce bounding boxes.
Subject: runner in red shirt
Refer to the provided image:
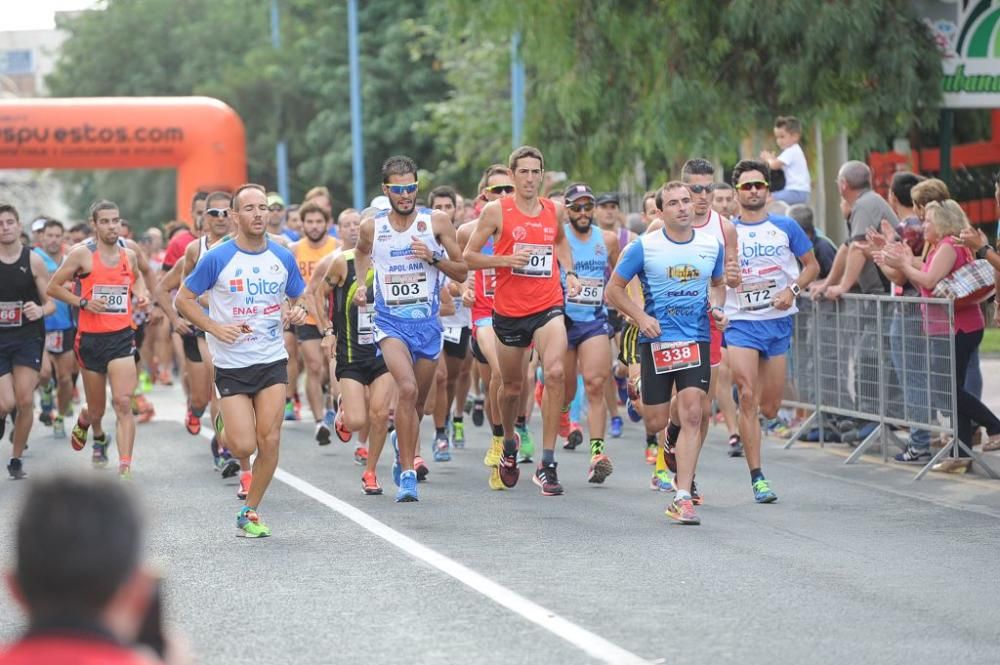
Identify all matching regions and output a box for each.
[463,146,581,496]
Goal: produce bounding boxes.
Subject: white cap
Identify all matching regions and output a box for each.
[31,218,46,232]
[369,196,391,211]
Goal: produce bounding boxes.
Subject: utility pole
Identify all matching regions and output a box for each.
[511,32,524,149]
[348,0,365,209]
[270,0,290,205]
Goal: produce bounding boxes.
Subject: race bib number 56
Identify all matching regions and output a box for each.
[650,341,701,374]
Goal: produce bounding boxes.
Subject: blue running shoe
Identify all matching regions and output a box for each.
[610,416,623,438]
[323,407,336,428]
[753,477,778,503]
[626,398,642,423]
[614,374,628,405]
[395,469,419,502]
[432,431,451,462]
[391,431,401,487]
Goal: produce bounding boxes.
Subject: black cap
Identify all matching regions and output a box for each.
[595,192,620,206]
[564,183,595,203]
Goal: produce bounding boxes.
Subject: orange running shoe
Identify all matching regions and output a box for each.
[237,471,252,500]
[361,470,382,495]
[70,409,90,452]
[185,408,201,435]
[558,408,570,439]
[645,444,657,465]
[534,379,544,409]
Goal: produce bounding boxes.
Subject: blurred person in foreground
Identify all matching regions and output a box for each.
[1,475,187,664]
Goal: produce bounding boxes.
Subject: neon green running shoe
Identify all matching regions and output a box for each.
[236,507,271,538]
[139,370,153,394]
[650,469,673,492]
[516,425,534,463]
[452,421,465,448]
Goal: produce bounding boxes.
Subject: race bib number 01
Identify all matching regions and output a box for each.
[383,272,429,308]
[45,331,64,353]
[357,304,375,334]
[0,301,22,328]
[482,268,496,298]
[93,284,129,314]
[650,341,701,374]
[512,243,554,278]
[443,326,462,344]
[568,277,604,306]
[737,279,777,311]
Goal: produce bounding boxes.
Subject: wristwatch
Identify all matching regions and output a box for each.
[975,245,993,260]
[79,297,89,311]
[789,283,801,297]
[429,256,440,266]
[565,270,578,279]
[323,327,335,337]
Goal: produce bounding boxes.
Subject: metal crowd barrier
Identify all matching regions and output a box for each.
[781,292,999,481]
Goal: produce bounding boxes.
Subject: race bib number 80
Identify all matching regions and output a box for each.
[512,243,554,278]
[650,341,701,374]
[93,284,129,314]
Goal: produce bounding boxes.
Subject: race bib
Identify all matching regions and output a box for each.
[93,284,129,314]
[483,268,496,297]
[650,341,701,374]
[382,272,429,308]
[0,301,22,328]
[45,331,64,353]
[443,326,462,344]
[512,243,554,278]
[736,279,777,311]
[568,277,604,306]
[357,304,375,334]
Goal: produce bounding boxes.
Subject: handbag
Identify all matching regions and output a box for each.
[932,256,995,305]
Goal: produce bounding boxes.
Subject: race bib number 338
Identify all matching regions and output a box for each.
[651,341,701,374]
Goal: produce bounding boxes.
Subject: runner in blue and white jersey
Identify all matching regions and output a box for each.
[607,181,729,525]
[353,156,468,503]
[177,184,308,538]
[723,159,819,505]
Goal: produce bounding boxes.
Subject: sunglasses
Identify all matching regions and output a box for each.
[687,184,715,194]
[736,180,769,192]
[385,183,419,195]
[567,202,595,213]
[486,184,515,195]
[205,208,229,218]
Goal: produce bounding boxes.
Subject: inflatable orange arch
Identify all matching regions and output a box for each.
[0,96,247,224]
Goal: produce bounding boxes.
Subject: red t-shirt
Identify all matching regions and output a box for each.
[492,197,564,318]
[162,230,195,269]
[0,636,158,665]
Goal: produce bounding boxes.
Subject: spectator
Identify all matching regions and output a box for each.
[878,200,1000,472]
[760,115,811,205]
[0,475,175,664]
[788,204,836,279]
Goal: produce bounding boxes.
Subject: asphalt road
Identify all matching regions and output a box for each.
[2,384,999,665]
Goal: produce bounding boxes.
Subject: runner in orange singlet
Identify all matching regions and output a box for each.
[463,146,581,496]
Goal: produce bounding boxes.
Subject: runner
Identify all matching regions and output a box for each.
[464,146,581,496]
[724,160,819,504]
[46,200,149,479]
[0,205,54,479]
[310,208,396,495]
[593,192,630,439]
[606,181,729,525]
[559,183,620,483]
[33,219,77,439]
[176,183,308,537]
[289,201,340,444]
[353,156,468,502]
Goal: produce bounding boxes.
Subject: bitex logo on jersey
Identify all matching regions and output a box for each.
[228,278,282,296]
[229,279,244,292]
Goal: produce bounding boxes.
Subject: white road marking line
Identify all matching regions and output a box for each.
[192,421,650,665]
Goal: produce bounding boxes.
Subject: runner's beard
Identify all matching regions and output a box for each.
[390,199,415,216]
[570,216,593,235]
[740,197,766,212]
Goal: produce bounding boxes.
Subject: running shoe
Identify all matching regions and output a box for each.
[323,407,336,428]
[614,373,628,405]
[587,453,613,484]
[157,369,173,386]
[293,396,302,420]
[534,380,544,409]
[391,431,401,487]
[564,423,583,450]
[71,412,90,451]
[283,400,296,421]
[665,497,700,525]
[894,446,932,464]
[315,421,332,446]
[414,456,429,481]
[236,506,270,538]
[334,409,351,443]
[626,398,642,423]
[185,408,202,435]
[609,416,623,439]
[139,369,153,394]
[727,434,744,458]
[533,462,564,496]
[92,434,110,468]
[136,395,155,423]
[464,394,475,415]
[354,446,368,465]
[559,409,570,439]
[483,436,502,467]
[691,480,703,506]
[472,399,485,427]
[52,415,66,439]
[488,466,506,490]
[361,470,382,495]
[221,457,240,479]
[752,477,778,503]
[118,466,132,480]
[237,472,252,500]
[6,458,25,480]
[645,444,657,465]
[38,408,53,427]
[432,431,451,462]
[650,469,673,492]
[452,421,466,448]
[395,469,419,502]
[765,418,792,438]
[516,424,534,463]
[498,434,520,488]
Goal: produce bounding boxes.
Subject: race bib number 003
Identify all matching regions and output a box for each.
[93,284,129,314]
[0,301,22,328]
[512,243,554,278]
[568,276,604,306]
[736,279,777,311]
[383,272,429,308]
[650,341,701,374]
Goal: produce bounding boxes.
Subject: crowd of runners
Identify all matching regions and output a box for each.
[9,134,968,534]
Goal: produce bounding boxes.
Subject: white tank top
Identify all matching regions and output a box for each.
[372,209,444,321]
[692,209,725,246]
